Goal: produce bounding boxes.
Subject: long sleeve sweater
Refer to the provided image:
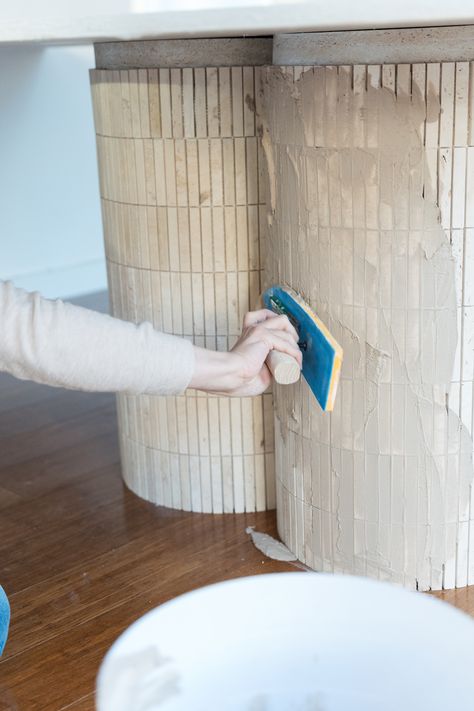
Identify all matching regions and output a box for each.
[0,280,196,395]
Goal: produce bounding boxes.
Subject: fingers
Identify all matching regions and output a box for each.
[243,310,299,343]
[261,330,302,367]
[242,309,278,328]
[259,313,299,343]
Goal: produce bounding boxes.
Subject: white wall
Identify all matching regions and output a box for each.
[0,44,107,299]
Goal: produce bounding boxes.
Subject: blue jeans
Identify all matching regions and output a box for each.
[0,586,10,655]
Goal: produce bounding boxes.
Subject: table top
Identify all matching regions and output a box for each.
[1,0,474,46]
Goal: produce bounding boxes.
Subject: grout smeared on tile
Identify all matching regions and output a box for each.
[257,62,474,591]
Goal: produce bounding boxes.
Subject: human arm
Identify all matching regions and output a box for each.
[0,280,194,395]
[0,281,300,397]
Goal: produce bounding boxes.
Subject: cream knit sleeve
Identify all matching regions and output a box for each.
[0,280,195,395]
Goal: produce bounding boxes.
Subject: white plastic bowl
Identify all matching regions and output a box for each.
[97,573,474,711]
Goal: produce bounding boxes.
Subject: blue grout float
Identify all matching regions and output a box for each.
[263,285,343,411]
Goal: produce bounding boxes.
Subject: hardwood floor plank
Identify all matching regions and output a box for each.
[0,467,135,593]
[0,463,125,547]
[0,430,119,500]
[0,401,117,470]
[59,694,95,711]
[0,488,21,511]
[3,508,288,660]
[0,391,113,440]
[0,534,294,711]
[431,586,474,616]
[0,377,60,416]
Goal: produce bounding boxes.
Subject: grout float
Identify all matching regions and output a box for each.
[257,64,474,591]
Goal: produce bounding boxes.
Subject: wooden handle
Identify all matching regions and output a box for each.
[266,350,301,385]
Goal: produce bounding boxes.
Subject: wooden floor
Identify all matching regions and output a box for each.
[0,292,472,711]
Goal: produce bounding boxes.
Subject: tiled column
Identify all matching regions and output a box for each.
[262,30,474,590]
[89,39,275,513]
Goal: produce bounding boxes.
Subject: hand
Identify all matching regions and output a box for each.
[189,308,302,396]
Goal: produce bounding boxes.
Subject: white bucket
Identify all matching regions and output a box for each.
[96,572,474,711]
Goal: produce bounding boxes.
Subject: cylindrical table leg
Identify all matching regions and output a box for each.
[89,38,275,513]
[261,30,474,590]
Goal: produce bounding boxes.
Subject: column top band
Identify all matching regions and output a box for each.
[273,26,474,65]
[95,37,272,69]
